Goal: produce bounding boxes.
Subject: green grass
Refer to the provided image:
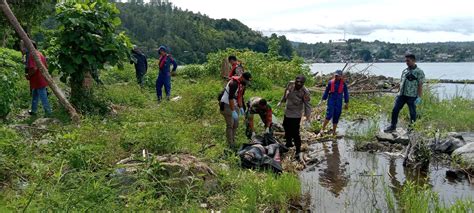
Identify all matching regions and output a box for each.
[2,57,473,211]
[346,119,380,150]
[0,64,303,211]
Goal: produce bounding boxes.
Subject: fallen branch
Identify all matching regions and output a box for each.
[308,87,399,94]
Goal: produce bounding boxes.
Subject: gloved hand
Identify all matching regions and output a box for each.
[232,111,238,120]
[239,108,245,115]
[265,127,270,134]
[415,97,422,105]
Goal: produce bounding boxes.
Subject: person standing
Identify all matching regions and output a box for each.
[26,42,52,116]
[130,46,148,88]
[227,55,244,79]
[319,70,349,136]
[156,45,177,102]
[277,75,312,161]
[384,54,425,132]
[245,97,273,139]
[220,72,252,149]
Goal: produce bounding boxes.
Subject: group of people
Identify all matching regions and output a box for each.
[130,45,178,102]
[21,41,424,161]
[219,54,425,161]
[218,55,349,161]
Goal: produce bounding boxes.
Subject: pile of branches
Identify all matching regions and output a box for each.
[310,63,400,94]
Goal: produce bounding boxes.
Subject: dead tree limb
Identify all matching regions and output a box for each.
[0,0,80,122]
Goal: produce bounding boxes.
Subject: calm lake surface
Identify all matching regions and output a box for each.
[311,62,474,99]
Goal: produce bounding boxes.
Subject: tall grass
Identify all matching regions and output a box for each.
[346,119,380,150]
[383,181,474,213]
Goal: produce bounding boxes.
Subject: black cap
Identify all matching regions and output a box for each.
[242,72,252,81]
[296,75,306,83]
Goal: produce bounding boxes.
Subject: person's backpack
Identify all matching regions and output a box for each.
[217,88,227,111]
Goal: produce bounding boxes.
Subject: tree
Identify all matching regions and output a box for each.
[0,0,55,48]
[358,49,373,62]
[267,34,280,58]
[50,0,131,113]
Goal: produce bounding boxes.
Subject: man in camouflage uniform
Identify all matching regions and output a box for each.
[277,75,312,161]
[385,54,425,132]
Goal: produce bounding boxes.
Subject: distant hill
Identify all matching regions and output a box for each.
[116,2,294,64]
[294,39,474,63]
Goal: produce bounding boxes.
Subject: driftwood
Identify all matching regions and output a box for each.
[308,87,399,94]
[0,0,80,122]
[312,62,399,94]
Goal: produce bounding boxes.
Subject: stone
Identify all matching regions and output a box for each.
[376,132,395,142]
[32,118,61,128]
[37,139,54,145]
[431,137,466,154]
[115,154,217,189]
[445,169,467,181]
[394,134,409,145]
[460,132,474,143]
[377,129,410,145]
[452,143,474,169]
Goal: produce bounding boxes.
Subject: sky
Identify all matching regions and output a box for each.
[162,0,474,44]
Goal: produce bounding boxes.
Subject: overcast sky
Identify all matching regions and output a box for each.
[160,0,474,43]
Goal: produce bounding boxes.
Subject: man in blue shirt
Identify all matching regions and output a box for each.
[319,70,349,136]
[156,45,178,102]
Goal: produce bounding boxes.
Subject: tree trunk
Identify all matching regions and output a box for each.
[0,0,80,122]
[70,70,96,113]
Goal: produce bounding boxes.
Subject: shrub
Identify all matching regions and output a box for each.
[204,49,313,90]
[0,48,23,119]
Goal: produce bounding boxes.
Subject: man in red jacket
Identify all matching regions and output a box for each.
[26,42,51,116]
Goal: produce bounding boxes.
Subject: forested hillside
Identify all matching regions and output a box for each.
[115,2,294,63]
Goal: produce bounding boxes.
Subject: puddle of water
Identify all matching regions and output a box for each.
[300,123,474,212]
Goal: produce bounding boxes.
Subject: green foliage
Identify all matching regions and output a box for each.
[45,0,132,113]
[226,172,301,211]
[0,48,23,119]
[346,119,379,150]
[0,1,56,49]
[179,64,208,79]
[205,49,312,90]
[116,2,273,64]
[268,34,281,58]
[50,0,132,81]
[398,181,474,212]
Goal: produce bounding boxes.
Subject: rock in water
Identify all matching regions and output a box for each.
[431,137,466,154]
[376,132,395,142]
[452,143,474,169]
[377,129,409,145]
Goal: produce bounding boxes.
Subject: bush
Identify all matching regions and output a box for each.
[204,49,312,90]
[0,48,23,119]
[179,64,208,79]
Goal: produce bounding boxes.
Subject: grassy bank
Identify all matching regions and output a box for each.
[1,47,473,211]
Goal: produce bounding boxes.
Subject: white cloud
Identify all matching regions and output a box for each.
[162,0,474,43]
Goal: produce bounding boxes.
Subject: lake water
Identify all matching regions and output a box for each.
[311,63,474,99]
[301,120,474,212]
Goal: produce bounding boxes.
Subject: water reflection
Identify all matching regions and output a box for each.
[301,138,473,212]
[318,141,349,197]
